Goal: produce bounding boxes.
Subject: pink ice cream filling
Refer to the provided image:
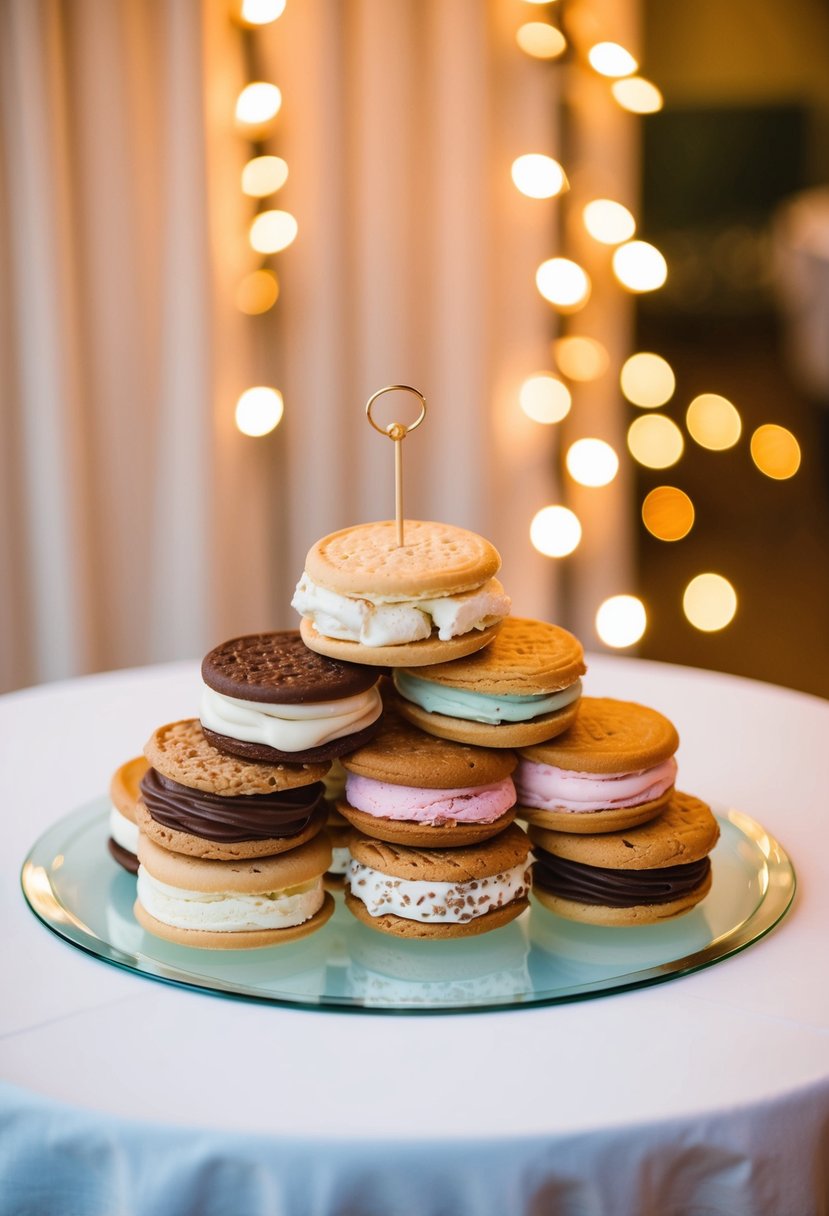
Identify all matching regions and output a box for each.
[344,772,516,825]
[515,755,677,813]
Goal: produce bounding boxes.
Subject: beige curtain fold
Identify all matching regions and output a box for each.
[1,0,629,693]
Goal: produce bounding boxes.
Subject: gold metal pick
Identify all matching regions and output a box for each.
[365,385,427,547]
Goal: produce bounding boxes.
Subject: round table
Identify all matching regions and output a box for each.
[2,656,828,1216]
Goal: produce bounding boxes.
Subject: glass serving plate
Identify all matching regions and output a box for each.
[21,800,795,1015]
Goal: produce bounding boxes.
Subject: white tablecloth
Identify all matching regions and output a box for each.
[2,656,828,1215]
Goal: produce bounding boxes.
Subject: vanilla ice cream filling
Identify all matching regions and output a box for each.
[109,805,139,855]
[292,574,511,646]
[347,857,532,923]
[328,846,352,876]
[199,682,382,752]
[136,869,324,932]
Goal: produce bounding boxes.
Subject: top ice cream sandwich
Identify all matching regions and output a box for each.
[292,520,511,666]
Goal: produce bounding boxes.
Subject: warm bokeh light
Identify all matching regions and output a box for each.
[553,335,609,382]
[536,258,590,310]
[565,438,619,487]
[235,386,284,437]
[686,393,742,451]
[249,209,298,254]
[582,199,636,245]
[611,77,664,114]
[240,0,286,23]
[530,506,582,557]
[587,42,638,78]
[595,595,647,647]
[750,424,801,479]
[620,352,675,408]
[241,155,289,198]
[627,415,684,469]
[516,22,567,59]
[641,486,695,541]
[683,573,737,632]
[612,241,668,292]
[236,269,280,315]
[235,82,282,127]
[511,154,568,200]
[519,374,572,424]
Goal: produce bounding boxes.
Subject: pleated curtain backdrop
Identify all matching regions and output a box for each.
[0,0,631,694]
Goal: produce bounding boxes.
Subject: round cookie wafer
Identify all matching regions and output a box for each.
[305,520,502,599]
[515,697,678,833]
[345,824,532,939]
[145,719,328,794]
[529,791,720,926]
[134,833,334,950]
[336,801,516,847]
[391,617,585,746]
[108,756,148,873]
[135,796,328,861]
[300,618,501,668]
[202,630,379,703]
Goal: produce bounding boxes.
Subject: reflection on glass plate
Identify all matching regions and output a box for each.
[21,800,795,1015]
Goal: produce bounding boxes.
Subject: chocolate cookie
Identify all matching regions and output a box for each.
[200,630,383,763]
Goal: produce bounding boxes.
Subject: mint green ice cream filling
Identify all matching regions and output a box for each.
[392,671,582,725]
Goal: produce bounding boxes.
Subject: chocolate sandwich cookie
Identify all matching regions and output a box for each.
[139,719,329,860]
[338,710,518,847]
[200,630,383,764]
[135,832,334,949]
[292,520,511,667]
[515,697,679,833]
[108,756,148,873]
[392,617,585,747]
[345,823,532,939]
[529,791,720,926]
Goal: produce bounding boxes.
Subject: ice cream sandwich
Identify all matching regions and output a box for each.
[391,617,585,747]
[515,697,678,833]
[292,519,511,666]
[138,719,329,860]
[134,832,334,949]
[199,630,383,764]
[108,756,148,873]
[338,710,518,846]
[345,823,532,938]
[529,791,720,925]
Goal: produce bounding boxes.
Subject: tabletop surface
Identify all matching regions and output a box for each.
[2,654,828,1142]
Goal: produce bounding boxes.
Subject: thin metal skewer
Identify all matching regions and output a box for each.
[365,385,427,547]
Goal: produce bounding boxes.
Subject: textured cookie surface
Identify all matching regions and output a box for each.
[399,617,586,695]
[134,892,334,949]
[344,891,528,939]
[394,697,579,749]
[347,821,531,883]
[339,709,516,788]
[519,697,679,774]
[135,798,328,861]
[300,618,500,668]
[304,520,501,598]
[109,756,149,821]
[137,830,332,892]
[337,802,516,847]
[145,719,328,794]
[528,791,720,869]
[202,630,378,704]
[519,793,669,834]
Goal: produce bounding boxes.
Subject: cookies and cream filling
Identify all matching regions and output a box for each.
[393,671,582,725]
[109,805,139,855]
[515,756,677,813]
[199,683,382,752]
[291,574,510,646]
[328,846,351,876]
[344,772,517,824]
[346,857,532,923]
[136,869,325,932]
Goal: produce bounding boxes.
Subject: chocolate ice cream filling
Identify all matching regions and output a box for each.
[139,768,324,842]
[533,851,710,907]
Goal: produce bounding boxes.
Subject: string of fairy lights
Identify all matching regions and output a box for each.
[231,0,293,438]
[512,0,802,648]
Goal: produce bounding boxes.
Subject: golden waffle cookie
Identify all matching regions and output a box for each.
[135,893,335,950]
[337,801,516,847]
[519,696,679,775]
[109,756,149,823]
[519,794,671,835]
[300,618,501,668]
[344,892,528,939]
[532,875,712,927]
[349,821,531,880]
[304,520,501,598]
[340,709,516,789]
[144,719,328,795]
